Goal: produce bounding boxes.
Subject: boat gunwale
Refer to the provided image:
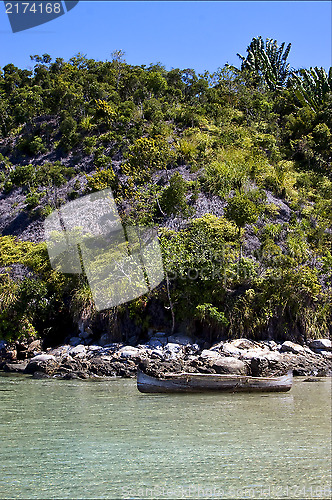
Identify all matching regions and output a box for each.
[160,370,293,382]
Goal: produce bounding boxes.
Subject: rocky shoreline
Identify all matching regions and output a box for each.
[1,334,331,380]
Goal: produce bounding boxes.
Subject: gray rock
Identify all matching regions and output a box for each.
[167,334,193,346]
[164,343,184,359]
[186,343,201,355]
[199,350,248,375]
[230,338,257,350]
[250,356,270,377]
[25,354,58,375]
[27,340,42,357]
[32,371,51,379]
[48,345,70,357]
[69,345,87,357]
[98,334,111,346]
[316,350,332,359]
[79,331,90,340]
[87,345,101,351]
[240,347,273,360]
[280,341,305,355]
[153,332,168,339]
[209,341,224,352]
[69,337,81,346]
[212,357,248,375]
[60,354,75,363]
[200,349,221,360]
[150,349,165,359]
[222,343,242,357]
[3,360,28,373]
[262,340,278,350]
[30,354,57,363]
[118,346,141,359]
[147,339,166,349]
[309,339,332,351]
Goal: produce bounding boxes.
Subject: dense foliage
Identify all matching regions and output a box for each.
[0,40,331,345]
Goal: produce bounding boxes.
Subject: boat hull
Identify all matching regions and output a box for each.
[137,369,293,393]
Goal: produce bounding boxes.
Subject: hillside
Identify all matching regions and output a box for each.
[0,40,331,347]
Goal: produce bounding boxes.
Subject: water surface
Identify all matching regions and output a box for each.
[0,374,331,499]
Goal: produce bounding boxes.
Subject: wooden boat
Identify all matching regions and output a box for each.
[137,368,293,393]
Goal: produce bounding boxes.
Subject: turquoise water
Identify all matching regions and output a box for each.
[0,374,331,499]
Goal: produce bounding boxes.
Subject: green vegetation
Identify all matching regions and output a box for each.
[0,40,331,345]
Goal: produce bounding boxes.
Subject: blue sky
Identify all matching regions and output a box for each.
[0,1,331,73]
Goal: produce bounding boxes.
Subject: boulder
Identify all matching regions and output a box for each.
[79,331,90,340]
[309,339,331,351]
[221,343,242,357]
[262,340,279,350]
[153,332,168,339]
[230,339,257,350]
[250,352,287,377]
[212,356,248,375]
[69,345,87,357]
[69,337,81,346]
[3,360,28,373]
[149,349,165,360]
[240,347,272,360]
[185,343,201,356]
[32,371,51,379]
[98,334,111,346]
[87,345,102,352]
[209,341,224,352]
[200,349,221,361]
[316,350,332,359]
[25,354,58,375]
[27,340,42,357]
[167,334,194,346]
[164,343,184,359]
[89,357,116,376]
[48,345,70,358]
[280,350,332,376]
[280,341,305,355]
[250,356,270,377]
[118,346,141,360]
[200,350,248,374]
[29,354,57,363]
[127,335,138,346]
[1,346,17,361]
[147,339,166,349]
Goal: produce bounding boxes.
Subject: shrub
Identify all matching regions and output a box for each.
[225,193,260,232]
[159,172,190,216]
[85,167,117,193]
[18,136,46,155]
[123,136,175,183]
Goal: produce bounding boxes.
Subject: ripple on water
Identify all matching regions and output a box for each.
[0,375,331,499]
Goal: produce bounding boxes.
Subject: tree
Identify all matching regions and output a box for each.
[237,36,292,91]
[111,49,126,90]
[35,162,75,207]
[159,172,189,216]
[290,67,332,112]
[225,193,260,261]
[123,136,175,184]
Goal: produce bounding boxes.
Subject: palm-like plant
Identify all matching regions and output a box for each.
[237,36,292,91]
[290,67,332,112]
